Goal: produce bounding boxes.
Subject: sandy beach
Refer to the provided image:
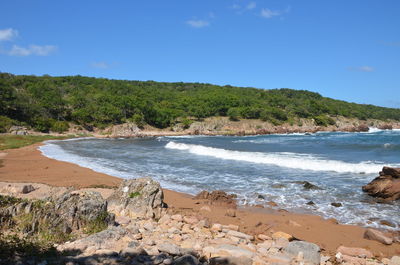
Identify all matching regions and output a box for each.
[0,143,399,258]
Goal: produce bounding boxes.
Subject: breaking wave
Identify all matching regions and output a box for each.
[165,141,390,174]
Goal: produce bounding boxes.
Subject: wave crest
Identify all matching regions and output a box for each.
[165,141,390,174]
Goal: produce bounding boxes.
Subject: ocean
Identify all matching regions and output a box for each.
[39,129,400,229]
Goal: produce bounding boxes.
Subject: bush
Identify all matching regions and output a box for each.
[32,118,53,133]
[313,115,335,126]
[130,113,145,128]
[51,121,69,133]
[227,108,240,121]
[181,118,193,129]
[0,116,14,133]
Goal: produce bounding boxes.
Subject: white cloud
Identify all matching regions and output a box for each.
[91,61,110,69]
[247,2,256,10]
[260,8,282,18]
[8,44,57,56]
[186,19,210,28]
[0,28,18,41]
[348,66,375,72]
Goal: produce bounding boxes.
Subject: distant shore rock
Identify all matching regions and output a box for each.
[362,167,400,201]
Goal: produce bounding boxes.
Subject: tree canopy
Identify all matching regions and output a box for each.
[1,73,399,132]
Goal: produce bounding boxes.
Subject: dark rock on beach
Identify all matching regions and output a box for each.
[362,167,400,201]
[194,190,237,207]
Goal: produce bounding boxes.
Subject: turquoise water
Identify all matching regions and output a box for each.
[40,129,400,229]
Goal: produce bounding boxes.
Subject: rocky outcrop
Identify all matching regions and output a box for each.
[8,125,29,135]
[0,190,114,237]
[362,167,400,201]
[107,177,165,219]
[194,190,237,207]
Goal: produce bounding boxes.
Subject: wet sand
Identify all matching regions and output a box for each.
[0,143,399,257]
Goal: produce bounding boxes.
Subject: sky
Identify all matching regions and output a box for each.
[1,0,399,108]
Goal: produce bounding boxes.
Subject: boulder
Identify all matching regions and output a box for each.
[107,177,165,219]
[284,241,320,265]
[362,167,400,201]
[55,191,113,230]
[364,228,393,245]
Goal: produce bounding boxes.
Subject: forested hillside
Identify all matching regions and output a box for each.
[1,73,399,133]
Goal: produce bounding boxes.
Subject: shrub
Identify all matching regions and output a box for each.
[51,121,69,133]
[181,118,193,129]
[313,115,335,126]
[130,113,145,128]
[227,108,240,121]
[0,116,14,133]
[129,191,141,198]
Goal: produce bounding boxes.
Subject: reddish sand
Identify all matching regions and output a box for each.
[0,144,399,257]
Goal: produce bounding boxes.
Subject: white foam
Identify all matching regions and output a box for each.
[39,142,136,179]
[367,127,383,133]
[165,141,393,174]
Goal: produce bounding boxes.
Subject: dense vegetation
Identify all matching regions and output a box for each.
[1,73,399,132]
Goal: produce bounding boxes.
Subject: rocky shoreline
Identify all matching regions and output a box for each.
[7,116,400,138]
[1,178,400,265]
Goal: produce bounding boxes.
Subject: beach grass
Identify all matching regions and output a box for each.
[0,135,73,151]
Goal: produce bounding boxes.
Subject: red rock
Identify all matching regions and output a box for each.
[362,167,400,201]
[364,228,393,245]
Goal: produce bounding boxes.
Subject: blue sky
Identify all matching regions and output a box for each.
[1,0,399,108]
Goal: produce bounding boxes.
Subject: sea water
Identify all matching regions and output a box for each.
[39,129,400,229]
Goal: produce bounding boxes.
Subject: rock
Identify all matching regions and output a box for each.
[209,256,252,265]
[337,246,373,258]
[211,223,222,232]
[107,177,165,219]
[22,185,35,194]
[284,241,320,265]
[364,228,393,245]
[194,190,237,207]
[183,216,198,224]
[390,256,400,265]
[331,202,342,207]
[380,220,396,228]
[266,201,278,207]
[257,234,271,241]
[9,126,28,135]
[362,167,400,201]
[225,209,236,217]
[381,167,400,178]
[172,255,199,265]
[257,194,265,200]
[274,237,289,249]
[54,191,114,230]
[341,254,367,265]
[110,122,141,137]
[357,124,370,132]
[199,206,211,212]
[226,230,254,241]
[272,231,293,241]
[208,244,255,259]
[306,201,315,205]
[157,242,182,255]
[58,226,127,252]
[297,181,321,190]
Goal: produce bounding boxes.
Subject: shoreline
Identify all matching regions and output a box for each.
[0,142,399,257]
